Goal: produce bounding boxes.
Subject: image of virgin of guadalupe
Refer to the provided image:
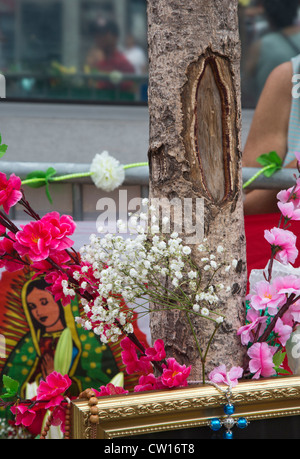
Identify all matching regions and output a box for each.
[0,276,121,398]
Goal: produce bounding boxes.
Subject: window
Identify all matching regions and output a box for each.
[0,0,148,103]
[1,0,300,107]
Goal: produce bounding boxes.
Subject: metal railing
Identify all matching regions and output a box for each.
[1,161,297,220]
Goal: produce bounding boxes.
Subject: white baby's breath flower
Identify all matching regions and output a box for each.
[198,244,206,252]
[182,246,191,255]
[210,260,217,269]
[188,270,197,279]
[216,316,224,324]
[201,307,209,317]
[90,151,125,192]
[193,304,200,313]
[172,278,179,287]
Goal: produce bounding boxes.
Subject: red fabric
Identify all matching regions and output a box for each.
[95,50,135,74]
[244,212,300,291]
[94,50,135,91]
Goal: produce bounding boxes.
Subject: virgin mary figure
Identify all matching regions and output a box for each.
[1,276,120,398]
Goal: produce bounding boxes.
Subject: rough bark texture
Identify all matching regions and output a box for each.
[147,0,247,380]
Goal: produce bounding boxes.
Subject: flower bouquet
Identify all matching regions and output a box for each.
[0,133,300,439]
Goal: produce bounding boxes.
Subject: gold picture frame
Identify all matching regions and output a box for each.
[70,375,300,439]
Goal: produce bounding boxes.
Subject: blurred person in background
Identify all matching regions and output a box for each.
[245,0,300,101]
[85,17,135,88]
[123,34,147,75]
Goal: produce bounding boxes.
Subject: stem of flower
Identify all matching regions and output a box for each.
[185,312,205,382]
[21,163,149,187]
[123,162,148,170]
[258,294,298,343]
[242,164,275,189]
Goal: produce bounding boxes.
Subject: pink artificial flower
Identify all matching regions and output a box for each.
[14,212,75,262]
[0,172,22,214]
[278,201,300,221]
[95,383,128,396]
[14,220,55,261]
[161,358,191,388]
[274,317,293,346]
[41,212,76,248]
[282,300,300,326]
[208,364,243,388]
[44,270,73,307]
[31,250,71,274]
[10,403,37,428]
[0,232,25,272]
[144,339,166,361]
[247,280,286,315]
[10,396,48,436]
[237,309,267,345]
[134,373,165,392]
[277,178,300,207]
[264,227,298,265]
[36,371,72,409]
[247,342,276,379]
[50,405,68,433]
[272,275,300,297]
[120,337,152,375]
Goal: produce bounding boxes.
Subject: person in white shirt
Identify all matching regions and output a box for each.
[123,35,147,75]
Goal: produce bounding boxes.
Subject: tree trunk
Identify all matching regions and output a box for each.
[147,0,247,381]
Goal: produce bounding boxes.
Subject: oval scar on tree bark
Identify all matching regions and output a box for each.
[181,50,238,206]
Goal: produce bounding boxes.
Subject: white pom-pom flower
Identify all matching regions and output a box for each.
[90,151,125,192]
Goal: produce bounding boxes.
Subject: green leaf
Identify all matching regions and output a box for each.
[45,167,57,179]
[277,369,291,375]
[1,375,19,399]
[44,168,57,204]
[25,170,47,188]
[273,351,286,373]
[45,183,53,204]
[256,151,283,177]
[0,133,8,159]
[24,168,57,204]
[0,144,8,159]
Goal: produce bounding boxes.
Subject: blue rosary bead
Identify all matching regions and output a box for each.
[237,417,248,429]
[223,430,233,439]
[224,403,235,416]
[209,418,222,431]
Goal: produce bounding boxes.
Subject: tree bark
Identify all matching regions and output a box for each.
[147,0,247,380]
